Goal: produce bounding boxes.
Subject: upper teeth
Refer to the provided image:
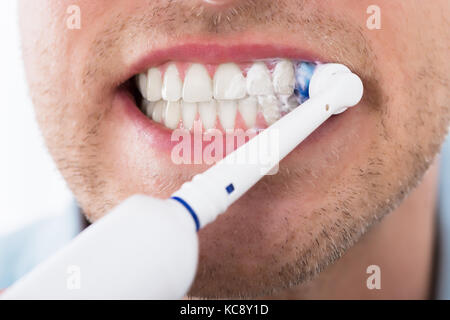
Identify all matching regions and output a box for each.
[146,68,163,101]
[213,63,247,100]
[273,60,295,96]
[162,64,183,102]
[246,62,274,96]
[136,59,301,131]
[183,64,214,103]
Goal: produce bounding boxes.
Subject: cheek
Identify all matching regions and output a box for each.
[19,0,115,117]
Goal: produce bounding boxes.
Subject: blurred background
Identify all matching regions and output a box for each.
[0,1,73,235]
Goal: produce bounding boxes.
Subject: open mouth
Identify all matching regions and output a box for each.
[111,43,353,158]
[129,59,319,133]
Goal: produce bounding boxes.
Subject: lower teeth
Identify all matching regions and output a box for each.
[135,59,318,131]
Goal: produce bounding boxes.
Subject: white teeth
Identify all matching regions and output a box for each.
[152,101,165,124]
[183,64,213,103]
[137,73,148,99]
[164,101,181,130]
[238,97,258,129]
[258,96,281,125]
[139,59,308,130]
[181,101,197,131]
[213,63,246,100]
[273,60,295,95]
[246,62,274,96]
[198,100,217,130]
[142,99,155,117]
[146,68,163,101]
[218,100,238,130]
[162,64,183,101]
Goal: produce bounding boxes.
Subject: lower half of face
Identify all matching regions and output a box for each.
[19,0,449,298]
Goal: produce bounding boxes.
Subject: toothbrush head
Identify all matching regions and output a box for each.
[294,62,318,104]
[272,61,362,120]
[308,63,364,114]
[293,62,363,114]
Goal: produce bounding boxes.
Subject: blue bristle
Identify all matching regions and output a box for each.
[294,62,317,104]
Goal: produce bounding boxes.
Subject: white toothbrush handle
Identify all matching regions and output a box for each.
[2,196,199,300]
[172,66,363,229]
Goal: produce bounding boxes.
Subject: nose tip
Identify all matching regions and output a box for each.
[202,0,239,7]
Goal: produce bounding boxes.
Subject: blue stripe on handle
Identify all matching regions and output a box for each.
[171,196,200,231]
[226,183,235,194]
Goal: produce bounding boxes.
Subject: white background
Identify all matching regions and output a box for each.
[0,1,73,235]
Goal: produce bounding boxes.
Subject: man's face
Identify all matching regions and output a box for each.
[19,0,449,298]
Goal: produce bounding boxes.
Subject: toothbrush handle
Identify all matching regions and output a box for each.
[1,196,198,299]
[173,92,334,228]
[173,68,363,229]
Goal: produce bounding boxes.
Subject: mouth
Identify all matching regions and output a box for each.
[132,58,318,132]
[113,43,353,158]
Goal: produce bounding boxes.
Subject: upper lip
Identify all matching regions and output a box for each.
[121,40,326,86]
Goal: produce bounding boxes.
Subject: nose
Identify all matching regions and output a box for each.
[202,0,240,7]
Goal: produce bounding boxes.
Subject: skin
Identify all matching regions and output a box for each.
[18,0,449,298]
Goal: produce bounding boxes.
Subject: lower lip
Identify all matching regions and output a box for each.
[113,88,347,157]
